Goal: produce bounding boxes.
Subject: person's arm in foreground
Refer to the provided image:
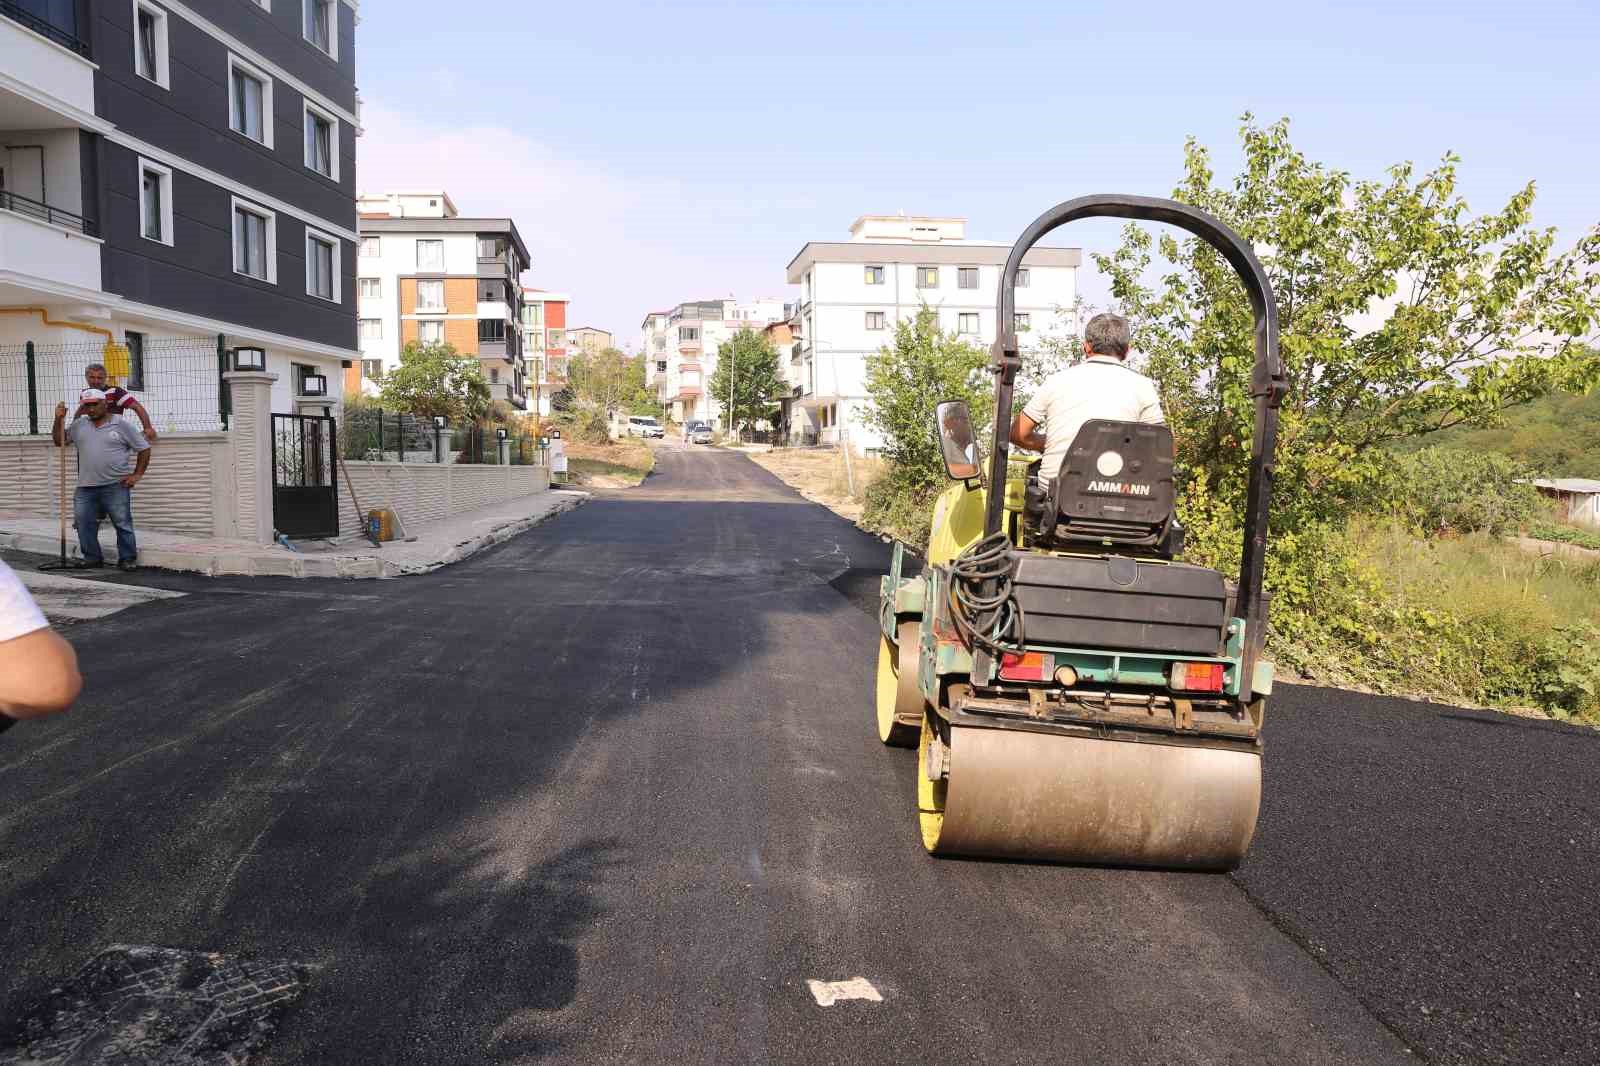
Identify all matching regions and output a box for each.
[123,395,158,444]
[1010,411,1046,453]
[0,561,81,721]
[121,433,152,488]
[52,402,70,447]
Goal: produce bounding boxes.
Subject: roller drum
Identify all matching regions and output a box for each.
[922,722,1262,870]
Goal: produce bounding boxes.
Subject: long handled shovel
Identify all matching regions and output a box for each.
[38,423,73,572]
[335,426,380,548]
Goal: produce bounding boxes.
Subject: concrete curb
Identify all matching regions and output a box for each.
[0,494,588,580]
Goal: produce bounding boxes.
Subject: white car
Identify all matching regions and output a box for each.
[626,416,665,439]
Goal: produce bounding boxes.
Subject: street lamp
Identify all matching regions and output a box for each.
[233,346,266,372]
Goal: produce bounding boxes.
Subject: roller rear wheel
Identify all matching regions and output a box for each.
[874,620,922,748]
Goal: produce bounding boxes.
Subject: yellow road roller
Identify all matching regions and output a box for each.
[876,194,1287,870]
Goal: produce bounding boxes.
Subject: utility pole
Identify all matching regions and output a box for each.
[728,345,737,443]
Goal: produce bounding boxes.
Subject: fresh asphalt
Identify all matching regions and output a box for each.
[1,445,1595,1064]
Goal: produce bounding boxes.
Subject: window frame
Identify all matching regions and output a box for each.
[226,54,274,148]
[478,319,507,343]
[1014,268,1030,288]
[957,266,979,290]
[361,358,383,380]
[136,157,173,246]
[415,279,445,310]
[957,312,980,335]
[916,266,939,289]
[301,0,336,60]
[864,265,885,285]
[302,97,340,181]
[359,319,382,341]
[230,196,277,283]
[304,227,341,303]
[125,331,147,391]
[1014,312,1031,332]
[359,235,380,257]
[358,277,380,300]
[415,239,445,272]
[132,1,170,89]
[864,311,886,331]
[417,319,444,344]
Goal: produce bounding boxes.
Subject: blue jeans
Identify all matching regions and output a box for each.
[74,483,137,564]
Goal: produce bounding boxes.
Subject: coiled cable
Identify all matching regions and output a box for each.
[947,531,1026,656]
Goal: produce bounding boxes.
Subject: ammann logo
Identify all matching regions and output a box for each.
[1087,479,1152,496]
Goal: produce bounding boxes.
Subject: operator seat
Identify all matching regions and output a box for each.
[1025,419,1180,556]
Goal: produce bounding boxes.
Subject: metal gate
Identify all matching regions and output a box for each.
[271,413,339,538]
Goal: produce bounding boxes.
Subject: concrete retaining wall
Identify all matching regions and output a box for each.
[338,461,550,535]
[0,432,235,538]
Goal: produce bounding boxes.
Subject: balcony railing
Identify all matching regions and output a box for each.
[0,1,90,56]
[0,189,96,236]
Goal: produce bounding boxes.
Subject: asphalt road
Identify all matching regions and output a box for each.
[1,445,1595,1064]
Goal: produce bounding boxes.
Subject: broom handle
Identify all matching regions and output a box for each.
[58,423,67,561]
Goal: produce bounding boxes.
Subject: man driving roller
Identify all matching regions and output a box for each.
[1009,312,1165,481]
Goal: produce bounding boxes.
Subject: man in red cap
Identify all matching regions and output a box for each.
[51,388,153,571]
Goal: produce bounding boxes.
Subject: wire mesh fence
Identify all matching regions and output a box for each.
[340,407,547,466]
[0,337,224,436]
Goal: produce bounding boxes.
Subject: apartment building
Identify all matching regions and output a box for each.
[0,0,359,425]
[637,297,787,427]
[520,288,567,416]
[354,191,531,410]
[785,214,1080,452]
[567,326,612,355]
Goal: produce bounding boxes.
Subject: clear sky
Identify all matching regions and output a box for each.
[353,0,1600,344]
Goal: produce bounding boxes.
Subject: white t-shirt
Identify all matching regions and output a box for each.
[1022,356,1165,481]
[0,559,49,644]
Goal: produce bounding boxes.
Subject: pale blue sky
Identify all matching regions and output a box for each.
[354,0,1600,341]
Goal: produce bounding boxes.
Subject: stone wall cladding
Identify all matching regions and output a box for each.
[339,462,547,535]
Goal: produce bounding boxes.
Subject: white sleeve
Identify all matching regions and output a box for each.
[1140,380,1166,425]
[0,560,49,644]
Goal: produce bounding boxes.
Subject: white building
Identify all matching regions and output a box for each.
[638,297,788,428]
[784,214,1080,452]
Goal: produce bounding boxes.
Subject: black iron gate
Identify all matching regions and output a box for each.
[271,413,339,538]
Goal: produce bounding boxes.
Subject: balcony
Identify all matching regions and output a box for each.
[0,7,98,125]
[0,192,102,296]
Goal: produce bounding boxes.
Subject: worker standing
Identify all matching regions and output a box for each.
[52,389,152,572]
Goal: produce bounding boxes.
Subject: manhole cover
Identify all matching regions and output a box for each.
[0,945,314,1065]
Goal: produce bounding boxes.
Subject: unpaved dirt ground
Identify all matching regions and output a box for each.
[561,439,654,488]
[747,446,879,523]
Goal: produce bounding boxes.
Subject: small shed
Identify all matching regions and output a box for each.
[1531,478,1600,527]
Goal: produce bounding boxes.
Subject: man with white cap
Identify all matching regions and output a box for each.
[51,388,152,571]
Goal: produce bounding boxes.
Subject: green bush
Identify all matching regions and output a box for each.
[1373,447,1544,536]
[861,469,936,549]
[1526,522,1600,551]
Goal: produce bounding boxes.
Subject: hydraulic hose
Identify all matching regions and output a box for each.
[947,531,1026,657]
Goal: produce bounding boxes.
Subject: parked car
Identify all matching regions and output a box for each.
[627,416,665,439]
[690,424,715,445]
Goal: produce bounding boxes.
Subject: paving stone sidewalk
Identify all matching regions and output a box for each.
[0,490,588,579]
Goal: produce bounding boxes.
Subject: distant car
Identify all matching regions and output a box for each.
[627,416,665,439]
[690,425,714,445]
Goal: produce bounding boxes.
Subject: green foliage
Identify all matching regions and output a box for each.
[376,342,490,423]
[1388,381,1600,476]
[863,307,991,493]
[1526,522,1600,551]
[1371,447,1546,536]
[708,329,784,434]
[860,470,936,550]
[567,347,649,417]
[1100,115,1600,530]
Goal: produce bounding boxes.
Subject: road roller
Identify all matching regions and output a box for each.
[875,194,1288,870]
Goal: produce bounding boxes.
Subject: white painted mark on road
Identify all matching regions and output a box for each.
[807,977,882,1007]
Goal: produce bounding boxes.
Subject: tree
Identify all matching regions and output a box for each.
[1100,115,1600,525]
[377,341,490,423]
[863,306,991,493]
[707,329,783,436]
[567,346,647,418]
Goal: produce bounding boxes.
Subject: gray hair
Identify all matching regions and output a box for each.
[84,362,107,374]
[1083,313,1130,359]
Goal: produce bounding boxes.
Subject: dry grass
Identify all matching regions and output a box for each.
[560,439,654,488]
[748,447,885,522]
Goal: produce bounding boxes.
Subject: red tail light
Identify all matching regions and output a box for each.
[999,651,1051,682]
[1169,662,1226,693]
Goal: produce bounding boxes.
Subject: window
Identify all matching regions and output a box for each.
[359,236,380,257]
[125,332,146,391]
[1014,313,1031,332]
[416,280,443,309]
[477,237,506,258]
[137,159,172,245]
[547,328,565,348]
[958,267,979,289]
[359,277,380,299]
[1014,268,1030,288]
[228,56,272,147]
[418,320,443,343]
[958,313,980,335]
[482,282,502,301]
[361,358,383,381]
[302,0,333,57]
[231,198,275,282]
[865,265,885,285]
[478,319,507,342]
[678,326,698,342]
[917,266,939,288]
[656,360,667,373]
[133,2,169,88]
[305,229,339,302]
[865,311,886,330]
[303,101,338,179]
[359,318,382,340]
[416,239,444,271]
[489,368,499,384]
